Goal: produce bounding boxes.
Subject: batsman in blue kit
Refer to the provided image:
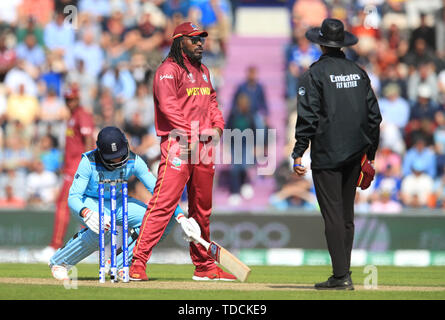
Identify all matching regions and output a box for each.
[49,126,200,281]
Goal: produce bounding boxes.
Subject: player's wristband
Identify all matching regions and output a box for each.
[79,207,88,218]
[293,164,304,168]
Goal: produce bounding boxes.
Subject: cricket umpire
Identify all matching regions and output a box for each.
[292,18,382,290]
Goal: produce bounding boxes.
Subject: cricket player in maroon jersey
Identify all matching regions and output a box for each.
[38,86,95,261]
[130,22,236,281]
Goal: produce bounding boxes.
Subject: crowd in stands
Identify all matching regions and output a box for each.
[273,0,445,214]
[0,0,231,209]
[2,0,445,215]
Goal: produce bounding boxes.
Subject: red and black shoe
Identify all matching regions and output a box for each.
[192,266,237,281]
[129,260,148,281]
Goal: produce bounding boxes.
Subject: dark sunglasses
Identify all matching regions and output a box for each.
[185,36,205,45]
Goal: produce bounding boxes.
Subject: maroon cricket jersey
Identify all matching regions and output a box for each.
[64,107,94,174]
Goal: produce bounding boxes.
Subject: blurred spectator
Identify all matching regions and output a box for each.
[78,0,111,19]
[123,82,155,129]
[402,136,437,178]
[4,60,38,97]
[72,29,104,78]
[373,159,402,203]
[95,87,122,128]
[407,62,439,103]
[6,83,40,126]
[351,9,380,57]
[226,93,256,206]
[16,33,46,68]
[124,2,166,55]
[3,119,34,149]
[433,110,445,176]
[161,0,192,19]
[129,53,153,85]
[409,84,439,122]
[285,28,321,101]
[102,33,131,68]
[439,68,445,104]
[231,66,269,137]
[0,94,7,129]
[54,0,79,14]
[292,0,328,28]
[370,188,403,213]
[38,133,62,173]
[66,59,98,111]
[400,160,434,208]
[409,12,435,52]
[189,0,232,52]
[380,63,408,99]
[354,189,371,213]
[43,10,76,67]
[0,185,26,209]
[39,88,68,123]
[375,147,403,178]
[378,83,410,130]
[403,38,437,69]
[381,0,408,30]
[0,1,22,27]
[18,0,54,26]
[436,0,445,58]
[1,135,32,174]
[0,33,17,82]
[124,112,157,159]
[15,16,45,46]
[100,65,136,105]
[371,147,403,211]
[433,169,445,208]
[26,159,58,208]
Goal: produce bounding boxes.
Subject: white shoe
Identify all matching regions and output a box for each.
[240,184,254,200]
[50,265,69,281]
[228,194,242,206]
[35,246,56,263]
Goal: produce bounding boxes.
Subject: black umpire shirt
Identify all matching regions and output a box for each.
[292,50,382,170]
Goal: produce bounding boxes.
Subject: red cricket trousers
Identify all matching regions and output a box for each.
[133,136,216,271]
[49,172,74,249]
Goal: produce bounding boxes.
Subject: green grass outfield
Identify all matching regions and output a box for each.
[0,264,444,300]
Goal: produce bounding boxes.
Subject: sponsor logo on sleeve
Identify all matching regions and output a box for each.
[160,74,174,80]
[298,87,306,96]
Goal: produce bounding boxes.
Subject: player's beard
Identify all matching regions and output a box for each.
[183,46,203,63]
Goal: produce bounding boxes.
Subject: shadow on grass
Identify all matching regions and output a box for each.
[267,285,315,290]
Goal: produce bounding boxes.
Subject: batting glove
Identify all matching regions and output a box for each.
[81,208,111,234]
[176,213,201,243]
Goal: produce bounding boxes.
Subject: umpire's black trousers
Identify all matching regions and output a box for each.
[312,159,362,278]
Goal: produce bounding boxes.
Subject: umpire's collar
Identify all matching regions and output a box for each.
[320,50,346,59]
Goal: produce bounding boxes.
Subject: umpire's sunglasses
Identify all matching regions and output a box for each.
[184,36,206,45]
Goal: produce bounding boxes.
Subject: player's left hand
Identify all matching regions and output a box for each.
[293,157,307,176]
[176,213,201,242]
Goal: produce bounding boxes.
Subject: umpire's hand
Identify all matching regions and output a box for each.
[293,157,307,176]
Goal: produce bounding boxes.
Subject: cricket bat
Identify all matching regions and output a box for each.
[193,236,251,282]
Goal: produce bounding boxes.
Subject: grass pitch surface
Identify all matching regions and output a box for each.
[0,264,444,300]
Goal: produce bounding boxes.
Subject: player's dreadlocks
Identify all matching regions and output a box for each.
[164,37,190,75]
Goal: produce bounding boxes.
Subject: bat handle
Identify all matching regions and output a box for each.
[191,235,210,250]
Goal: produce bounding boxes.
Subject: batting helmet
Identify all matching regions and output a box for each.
[96,126,130,171]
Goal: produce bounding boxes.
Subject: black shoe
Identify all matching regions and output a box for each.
[314,273,354,290]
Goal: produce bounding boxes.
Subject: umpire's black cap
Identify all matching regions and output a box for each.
[96,126,129,161]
